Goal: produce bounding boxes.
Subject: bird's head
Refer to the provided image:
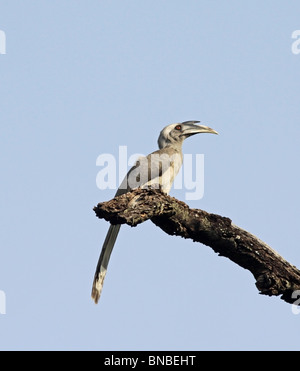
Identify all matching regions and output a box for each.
[158,120,218,149]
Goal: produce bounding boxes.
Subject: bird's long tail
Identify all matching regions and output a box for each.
[91,224,121,303]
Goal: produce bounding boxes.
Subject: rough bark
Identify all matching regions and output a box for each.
[93,188,300,305]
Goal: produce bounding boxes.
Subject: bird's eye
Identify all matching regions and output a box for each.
[175,125,181,130]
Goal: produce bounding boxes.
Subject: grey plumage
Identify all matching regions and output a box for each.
[91,121,218,303]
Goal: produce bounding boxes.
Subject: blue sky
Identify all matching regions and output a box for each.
[0,0,300,350]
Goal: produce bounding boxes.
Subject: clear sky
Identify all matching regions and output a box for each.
[1,0,300,351]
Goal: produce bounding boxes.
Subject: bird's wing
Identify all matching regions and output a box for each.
[91,148,182,303]
[126,148,182,192]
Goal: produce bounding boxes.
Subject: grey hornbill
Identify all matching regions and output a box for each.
[92,121,218,303]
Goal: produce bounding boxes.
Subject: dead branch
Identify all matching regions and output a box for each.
[93,188,300,305]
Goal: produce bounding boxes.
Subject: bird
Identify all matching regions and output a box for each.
[91,120,218,303]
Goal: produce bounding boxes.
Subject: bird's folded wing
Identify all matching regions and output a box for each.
[120,148,182,192]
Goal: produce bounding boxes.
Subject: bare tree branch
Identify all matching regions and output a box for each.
[93,188,300,305]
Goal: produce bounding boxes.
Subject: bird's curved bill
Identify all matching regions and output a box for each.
[182,124,218,137]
